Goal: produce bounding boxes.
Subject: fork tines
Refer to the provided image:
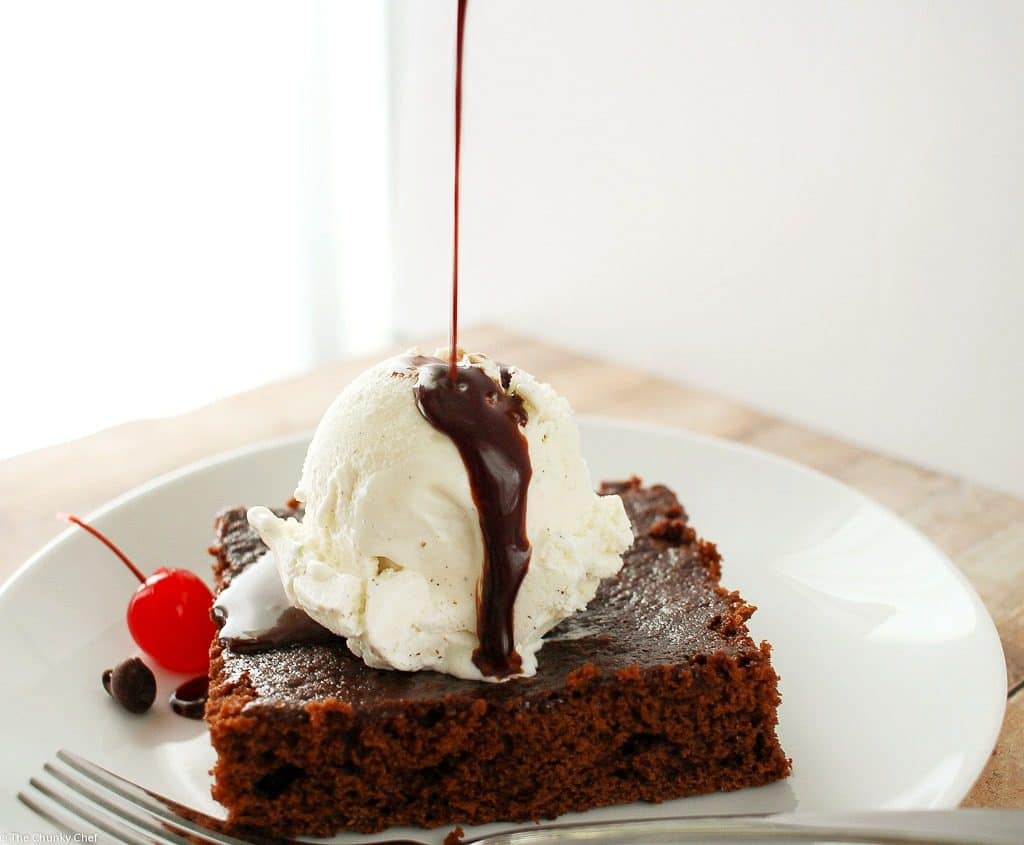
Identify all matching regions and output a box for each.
[19,751,291,845]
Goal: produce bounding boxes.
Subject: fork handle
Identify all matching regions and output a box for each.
[471,809,1024,845]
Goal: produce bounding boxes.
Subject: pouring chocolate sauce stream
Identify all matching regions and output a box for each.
[407,0,534,678]
[212,0,531,681]
[448,0,467,382]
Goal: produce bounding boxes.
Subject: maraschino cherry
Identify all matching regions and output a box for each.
[62,515,216,674]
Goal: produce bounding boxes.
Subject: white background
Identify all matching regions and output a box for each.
[0,1,391,459]
[2,1,1022,499]
[391,0,1024,497]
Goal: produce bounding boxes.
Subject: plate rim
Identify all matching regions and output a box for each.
[2,416,1007,810]
[583,416,1008,807]
[1,431,314,602]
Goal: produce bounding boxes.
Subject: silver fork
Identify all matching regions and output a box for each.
[19,750,1024,845]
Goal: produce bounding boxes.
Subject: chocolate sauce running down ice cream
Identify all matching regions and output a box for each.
[247,350,632,682]
[406,355,531,678]
[242,2,630,682]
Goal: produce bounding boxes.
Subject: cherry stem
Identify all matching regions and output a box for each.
[60,514,147,583]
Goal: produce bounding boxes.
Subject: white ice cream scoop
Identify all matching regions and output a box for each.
[248,349,633,682]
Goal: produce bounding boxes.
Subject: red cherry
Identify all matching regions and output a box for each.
[127,568,216,674]
[63,515,216,674]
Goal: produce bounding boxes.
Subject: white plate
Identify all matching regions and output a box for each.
[0,419,1006,840]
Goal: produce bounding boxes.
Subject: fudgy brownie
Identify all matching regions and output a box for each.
[205,479,790,835]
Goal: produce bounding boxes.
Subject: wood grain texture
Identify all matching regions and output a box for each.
[1,326,1020,806]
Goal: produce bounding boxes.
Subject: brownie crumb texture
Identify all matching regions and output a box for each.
[443,826,465,845]
[204,479,790,835]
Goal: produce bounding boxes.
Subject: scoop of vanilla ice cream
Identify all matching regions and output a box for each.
[248,350,633,682]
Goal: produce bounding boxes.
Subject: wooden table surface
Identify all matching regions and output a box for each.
[2,325,1021,806]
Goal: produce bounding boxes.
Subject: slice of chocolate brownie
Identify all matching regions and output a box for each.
[205,480,789,835]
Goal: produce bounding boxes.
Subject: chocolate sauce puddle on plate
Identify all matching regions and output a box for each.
[170,676,209,719]
[400,355,532,679]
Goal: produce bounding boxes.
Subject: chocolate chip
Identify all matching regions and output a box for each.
[105,657,156,714]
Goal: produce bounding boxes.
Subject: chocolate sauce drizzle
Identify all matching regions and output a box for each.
[403,355,532,679]
[427,1,533,678]
[212,0,530,680]
[170,676,209,720]
[449,0,468,381]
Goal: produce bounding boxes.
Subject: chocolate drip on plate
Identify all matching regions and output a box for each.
[170,676,209,719]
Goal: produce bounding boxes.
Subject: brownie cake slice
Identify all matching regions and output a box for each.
[205,479,790,835]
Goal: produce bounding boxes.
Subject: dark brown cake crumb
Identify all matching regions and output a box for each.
[443,826,465,845]
[648,516,697,545]
[204,480,790,835]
